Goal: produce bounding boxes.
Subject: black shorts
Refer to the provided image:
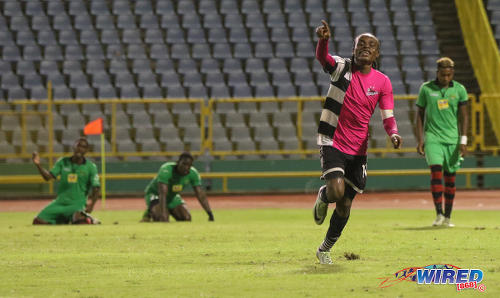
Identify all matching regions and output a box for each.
[320,146,367,193]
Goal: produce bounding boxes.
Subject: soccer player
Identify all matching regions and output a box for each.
[32,137,101,224]
[416,57,468,227]
[312,20,402,264]
[141,152,214,222]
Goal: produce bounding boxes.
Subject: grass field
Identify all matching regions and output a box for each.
[1,208,499,297]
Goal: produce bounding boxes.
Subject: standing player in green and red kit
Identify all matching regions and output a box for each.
[141,152,214,222]
[416,57,468,227]
[312,21,402,264]
[32,137,101,224]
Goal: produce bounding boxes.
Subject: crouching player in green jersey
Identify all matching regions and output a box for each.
[141,152,214,222]
[32,137,101,224]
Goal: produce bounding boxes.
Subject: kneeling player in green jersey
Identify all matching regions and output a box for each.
[141,152,214,222]
[416,57,469,227]
[32,137,101,225]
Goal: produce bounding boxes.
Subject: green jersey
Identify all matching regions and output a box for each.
[50,157,100,205]
[145,162,202,200]
[416,80,468,144]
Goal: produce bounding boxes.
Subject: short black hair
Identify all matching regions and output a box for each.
[178,152,194,162]
[74,137,89,147]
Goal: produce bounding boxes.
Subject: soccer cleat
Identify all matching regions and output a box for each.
[442,217,455,227]
[313,185,328,225]
[316,249,333,265]
[432,214,445,226]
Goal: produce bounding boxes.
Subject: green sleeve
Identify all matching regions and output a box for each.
[89,163,100,188]
[49,157,63,177]
[416,84,427,108]
[157,165,173,185]
[190,167,202,187]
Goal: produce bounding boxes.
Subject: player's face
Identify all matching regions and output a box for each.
[437,67,454,87]
[353,35,380,65]
[73,139,89,158]
[177,158,193,176]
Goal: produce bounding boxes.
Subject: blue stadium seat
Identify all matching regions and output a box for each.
[223,58,244,73]
[223,13,245,28]
[100,29,121,45]
[122,29,142,44]
[139,14,160,29]
[199,1,218,15]
[392,11,413,26]
[2,45,21,61]
[192,43,212,59]
[267,12,287,27]
[212,43,233,59]
[262,0,282,13]
[74,14,94,31]
[3,1,24,16]
[245,13,266,29]
[117,15,137,30]
[80,30,100,45]
[97,85,118,99]
[205,73,225,86]
[144,28,164,44]
[169,43,190,59]
[142,85,164,98]
[22,45,43,61]
[183,73,204,87]
[154,59,176,75]
[166,85,186,98]
[149,44,169,59]
[389,0,410,11]
[85,45,106,59]
[200,58,220,74]
[65,45,84,60]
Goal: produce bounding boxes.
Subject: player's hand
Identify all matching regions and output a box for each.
[391,134,402,149]
[207,211,214,222]
[32,152,40,165]
[315,20,331,40]
[417,142,425,156]
[460,144,467,157]
[85,202,95,213]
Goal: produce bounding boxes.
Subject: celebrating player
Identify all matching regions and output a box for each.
[32,137,101,224]
[141,152,214,222]
[312,20,402,264]
[416,57,468,227]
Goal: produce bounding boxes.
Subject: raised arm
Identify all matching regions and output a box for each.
[32,152,55,181]
[315,20,336,68]
[193,186,214,221]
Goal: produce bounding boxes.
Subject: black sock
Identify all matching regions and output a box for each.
[435,203,443,215]
[319,208,349,252]
[444,204,453,218]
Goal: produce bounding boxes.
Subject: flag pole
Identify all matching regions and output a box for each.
[100,132,106,209]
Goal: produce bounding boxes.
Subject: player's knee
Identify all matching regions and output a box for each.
[326,179,344,203]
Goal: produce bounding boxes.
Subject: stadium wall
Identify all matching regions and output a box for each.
[1,156,499,197]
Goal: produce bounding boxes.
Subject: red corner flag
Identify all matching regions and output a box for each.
[84,118,103,135]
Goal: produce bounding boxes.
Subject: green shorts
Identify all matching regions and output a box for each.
[424,141,463,173]
[37,200,85,224]
[145,193,184,210]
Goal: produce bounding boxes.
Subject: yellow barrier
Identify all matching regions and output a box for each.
[0,93,496,160]
[2,167,499,192]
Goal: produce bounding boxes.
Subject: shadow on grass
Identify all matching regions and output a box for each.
[394,226,480,231]
[293,264,344,275]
